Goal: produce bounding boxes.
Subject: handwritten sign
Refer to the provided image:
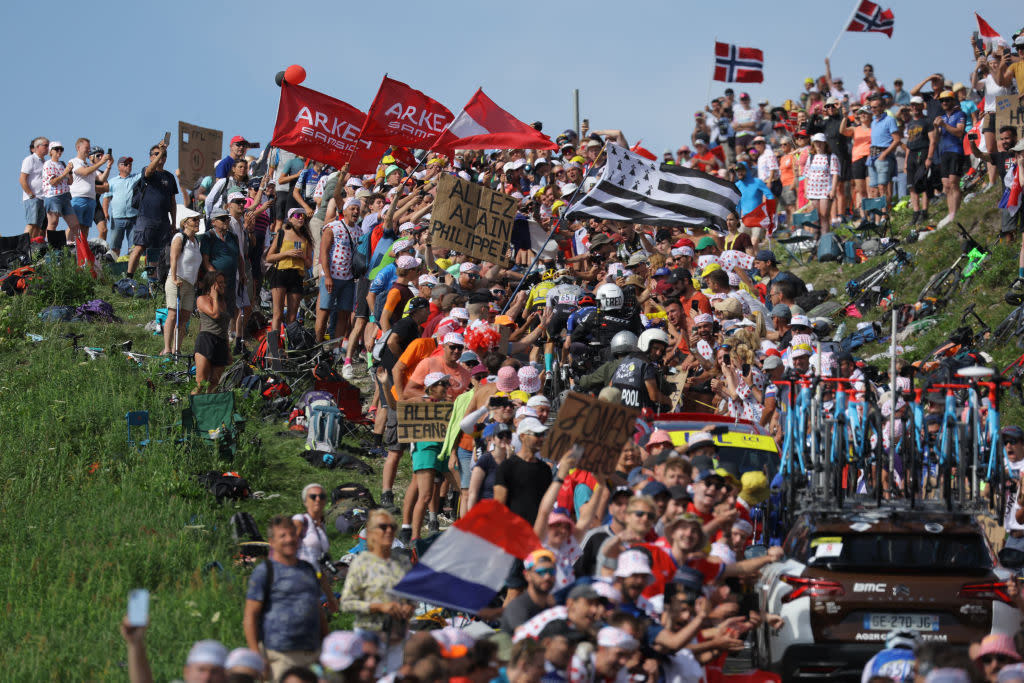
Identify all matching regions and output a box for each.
[995,95,1024,139]
[396,401,454,443]
[542,392,639,474]
[178,122,223,190]
[430,174,515,266]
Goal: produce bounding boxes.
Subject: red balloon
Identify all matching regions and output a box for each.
[284,65,306,85]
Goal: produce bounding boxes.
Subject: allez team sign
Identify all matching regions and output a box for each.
[271,81,389,175]
[359,76,453,148]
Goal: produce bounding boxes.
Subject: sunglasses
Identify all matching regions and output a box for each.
[630,510,657,520]
[435,381,451,388]
[979,654,1015,665]
[531,567,555,577]
[447,344,465,352]
[1006,438,1021,445]
[308,493,326,500]
[376,523,397,532]
[466,273,480,279]
[52,147,64,151]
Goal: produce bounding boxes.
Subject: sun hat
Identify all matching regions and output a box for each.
[225,648,264,673]
[975,634,1022,662]
[496,366,519,392]
[424,372,451,388]
[613,550,653,583]
[518,366,541,394]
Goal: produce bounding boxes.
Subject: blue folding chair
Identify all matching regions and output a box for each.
[777,210,820,266]
[859,196,890,238]
[126,411,151,448]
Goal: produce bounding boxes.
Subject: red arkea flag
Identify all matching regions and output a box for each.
[430,89,557,154]
[271,81,389,175]
[75,232,96,278]
[975,13,1006,50]
[359,76,453,149]
[846,0,894,38]
[630,140,657,161]
[714,42,764,83]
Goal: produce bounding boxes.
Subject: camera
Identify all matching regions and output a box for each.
[320,553,341,577]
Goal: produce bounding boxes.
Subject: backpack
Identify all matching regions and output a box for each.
[114,277,152,299]
[325,482,378,532]
[794,289,828,313]
[286,321,316,351]
[39,305,74,323]
[371,328,393,363]
[289,391,337,431]
[843,238,861,264]
[305,404,343,452]
[816,233,844,262]
[231,511,269,559]
[72,299,121,323]
[197,471,251,504]
[1,266,36,295]
[839,322,881,353]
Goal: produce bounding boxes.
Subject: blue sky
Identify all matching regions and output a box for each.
[3,0,1018,236]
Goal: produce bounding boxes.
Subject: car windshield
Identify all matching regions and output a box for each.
[807,533,991,571]
[652,421,779,479]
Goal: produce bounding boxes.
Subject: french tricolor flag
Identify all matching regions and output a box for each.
[392,500,541,614]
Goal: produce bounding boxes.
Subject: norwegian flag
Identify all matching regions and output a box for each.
[847,0,894,38]
[714,42,764,83]
[975,13,1007,50]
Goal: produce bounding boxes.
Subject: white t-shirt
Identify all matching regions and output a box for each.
[664,647,706,683]
[21,153,45,199]
[69,157,97,199]
[982,74,1010,113]
[733,106,760,136]
[1004,458,1024,532]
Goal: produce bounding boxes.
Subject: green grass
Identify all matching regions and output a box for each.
[786,186,1024,426]
[0,257,404,681]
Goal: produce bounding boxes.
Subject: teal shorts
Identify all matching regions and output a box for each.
[411,442,446,473]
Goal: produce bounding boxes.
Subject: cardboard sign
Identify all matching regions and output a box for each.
[396,401,454,443]
[178,122,223,190]
[542,392,640,474]
[995,95,1024,139]
[430,174,515,266]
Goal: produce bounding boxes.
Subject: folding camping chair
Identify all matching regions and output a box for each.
[0,234,32,270]
[182,391,247,458]
[314,378,374,444]
[126,411,151,448]
[857,196,890,238]
[776,210,820,266]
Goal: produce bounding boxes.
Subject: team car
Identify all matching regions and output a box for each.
[753,505,1021,682]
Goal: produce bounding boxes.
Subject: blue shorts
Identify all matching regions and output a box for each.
[23,197,45,227]
[133,216,170,249]
[109,217,136,252]
[44,193,73,217]
[868,156,895,188]
[456,447,474,489]
[318,277,355,312]
[71,197,97,228]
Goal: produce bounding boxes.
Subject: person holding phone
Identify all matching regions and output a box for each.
[265,208,313,339]
[126,140,178,282]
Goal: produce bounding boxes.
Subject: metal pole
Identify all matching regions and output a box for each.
[889,305,897,495]
[573,89,580,141]
[827,0,862,58]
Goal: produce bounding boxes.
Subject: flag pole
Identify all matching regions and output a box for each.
[500,145,608,314]
[704,36,718,108]
[827,0,861,58]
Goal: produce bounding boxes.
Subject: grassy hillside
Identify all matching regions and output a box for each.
[1,186,1021,679]
[0,258,396,680]
[786,187,1024,426]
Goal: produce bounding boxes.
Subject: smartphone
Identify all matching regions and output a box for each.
[162,131,171,146]
[127,588,149,627]
[569,443,585,460]
[973,31,985,54]
[107,147,112,157]
[968,132,978,142]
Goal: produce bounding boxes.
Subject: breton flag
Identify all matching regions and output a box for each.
[566,144,740,231]
[431,89,558,155]
[392,500,541,614]
[975,13,1007,50]
[714,42,764,83]
[846,0,894,38]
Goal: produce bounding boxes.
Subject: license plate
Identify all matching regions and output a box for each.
[864,613,939,631]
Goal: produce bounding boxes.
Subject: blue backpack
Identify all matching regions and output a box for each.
[817,233,844,262]
[306,404,343,452]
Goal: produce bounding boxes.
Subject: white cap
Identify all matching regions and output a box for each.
[186,640,228,667]
[343,197,361,210]
[424,372,451,388]
[613,550,653,582]
[597,626,640,651]
[449,307,469,321]
[810,133,827,143]
[442,332,466,346]
[320,631,364,672]
[516,417,548,436]
[225,648,264,673]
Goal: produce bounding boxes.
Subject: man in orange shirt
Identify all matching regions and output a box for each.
[403,333,472,400]
[690,139,720,175]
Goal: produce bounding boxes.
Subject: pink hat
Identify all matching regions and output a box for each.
[496,366,519,393]
[548,510,574,528]
[396,254,422,270]
[647,429,673,447]
[613,549,653,583]
[518,366,541,394]
[974,634,1021,662]
[693,313,714,325]
[459,262,480,274]
[442,332,465,347]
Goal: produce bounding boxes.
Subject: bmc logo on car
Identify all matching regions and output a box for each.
[853,583,886,592]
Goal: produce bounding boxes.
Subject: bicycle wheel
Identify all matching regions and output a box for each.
[918,267,956,304]
[987,307,1022,349]
[903,412,921,508]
